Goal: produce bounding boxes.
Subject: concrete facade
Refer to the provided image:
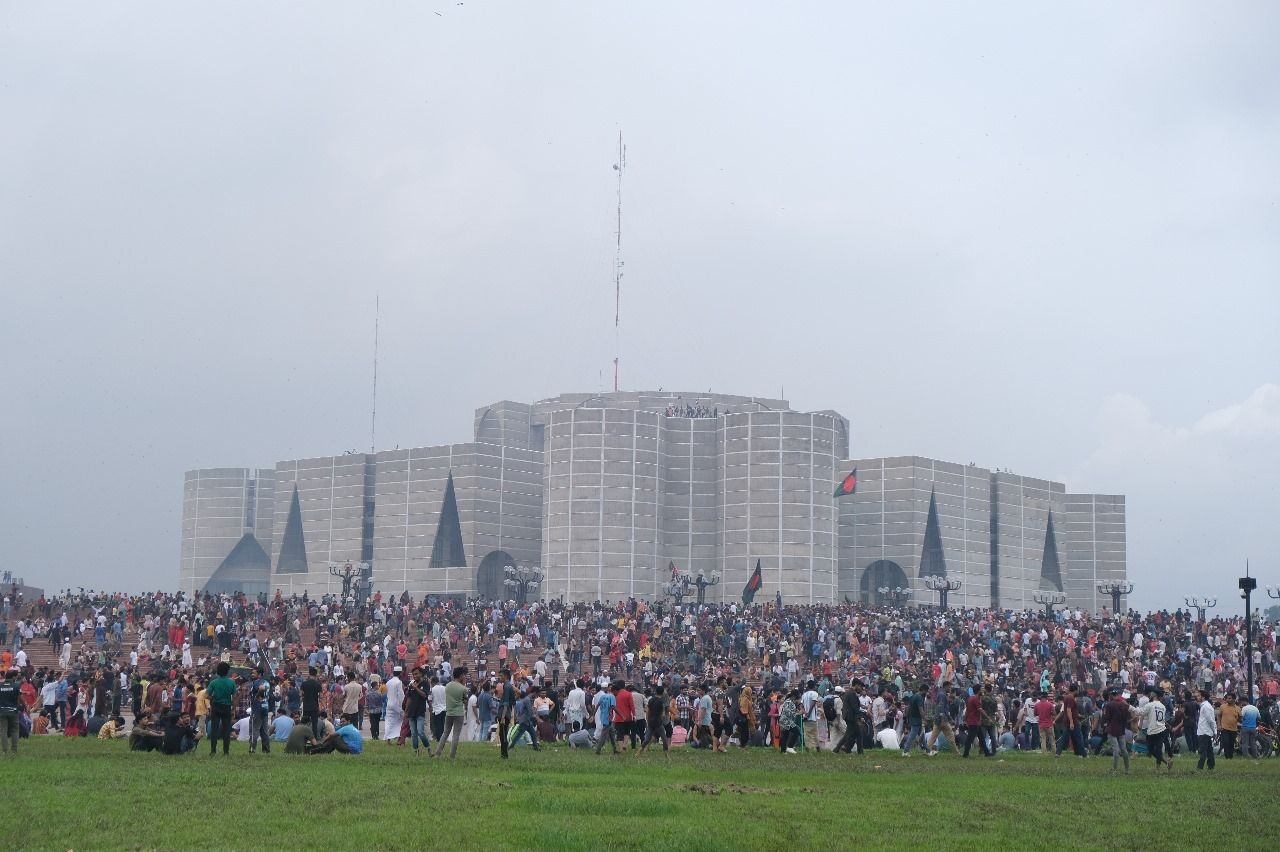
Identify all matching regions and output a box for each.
[839,457,992,608]
[1064,494,1128,613]
[838,456,1126,612]
[179,391,1124,612]
[178,467,275,596]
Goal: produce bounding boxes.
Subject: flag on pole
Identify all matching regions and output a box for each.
[742,559,763,604]
[833,467,857,498]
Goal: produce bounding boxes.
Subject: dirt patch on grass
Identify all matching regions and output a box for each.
[675,783,777,795]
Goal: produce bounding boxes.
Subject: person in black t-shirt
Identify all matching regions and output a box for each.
[162,712,201,755]
[300,668,322,738]
[639,685,670,754]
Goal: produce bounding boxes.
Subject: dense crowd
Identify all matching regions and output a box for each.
[1,584,1277,770]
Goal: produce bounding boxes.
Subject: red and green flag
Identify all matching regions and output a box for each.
[742,559,763,604]
[833,467,857,498]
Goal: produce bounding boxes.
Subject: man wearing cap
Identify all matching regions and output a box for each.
[383,666,405,745]
[1101,688,1132,773]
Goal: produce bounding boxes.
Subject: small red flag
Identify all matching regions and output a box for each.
[834,468,857,498]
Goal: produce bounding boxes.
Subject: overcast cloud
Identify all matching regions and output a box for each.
[1,2,1276,611]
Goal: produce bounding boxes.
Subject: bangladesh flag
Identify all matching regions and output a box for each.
[742,559,763,604]
[833,467,857,498]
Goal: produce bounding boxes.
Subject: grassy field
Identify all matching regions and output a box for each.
[2,738,1275,851]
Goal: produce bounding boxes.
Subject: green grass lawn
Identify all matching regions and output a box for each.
[2,738,1275,851]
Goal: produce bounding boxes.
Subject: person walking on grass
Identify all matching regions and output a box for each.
[834,682,865,754]
[1139,687,1173,772]
[638,684,670,756]
[962,685,992,757]
[434,667,468,759]
[927,687,961,756]
[594,681,619,755]
[496,669,516,759]
[1196,690,1217,771]
[1101,688,1132,774]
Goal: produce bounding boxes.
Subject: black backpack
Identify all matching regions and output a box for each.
[823,695,837,722]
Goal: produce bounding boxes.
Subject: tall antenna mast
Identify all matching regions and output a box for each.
[612,130,626,392]
[370,292,380,454]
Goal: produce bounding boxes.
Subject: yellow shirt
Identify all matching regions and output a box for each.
[1218,704,1241,732]
[98,720,123,739]
[195,689,210,716]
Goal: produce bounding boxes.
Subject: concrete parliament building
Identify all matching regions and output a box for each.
[179,390,1127,612]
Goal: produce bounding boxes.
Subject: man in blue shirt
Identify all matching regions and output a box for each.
[594,683,619,754]
[1240,699,1261,759]
[310,714,361,754]
[513,686,542,751]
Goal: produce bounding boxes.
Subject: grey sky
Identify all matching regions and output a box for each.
[2,3,1276,610]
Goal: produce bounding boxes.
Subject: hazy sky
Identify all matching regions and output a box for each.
[2,3,1276,611]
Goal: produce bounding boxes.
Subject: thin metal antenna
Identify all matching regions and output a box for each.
[612,130,625,392]
[370,293,380,454]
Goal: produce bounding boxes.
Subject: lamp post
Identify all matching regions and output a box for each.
[878,586,910,607]
[1240,565,1257,703]
[503,565,543,605]
[692,571,721,605]
[1032,590,1067,618]
[1097,581,1133,616]
[1184,596,1216,623]
[923,575,961,608]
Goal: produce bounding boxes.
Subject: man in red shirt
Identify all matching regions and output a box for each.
[1034,692,1056,755]
[613,682,634,751]
[1056,684,1086,758]
[962,684,992,757]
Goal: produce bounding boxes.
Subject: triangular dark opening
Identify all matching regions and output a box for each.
[919,489,947,577]
[430,472,467,569]
[207,533,271,594]
[1040,512,1063,591]
[276,485,309,574]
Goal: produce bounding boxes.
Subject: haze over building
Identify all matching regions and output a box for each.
[180,390,1126,611]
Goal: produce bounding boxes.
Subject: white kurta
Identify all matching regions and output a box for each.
[383,676,405,740]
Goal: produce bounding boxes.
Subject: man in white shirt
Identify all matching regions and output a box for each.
[801,682,821,751]
[565,680,587,732]
[875,726,901,751]
[1195,690,1217,771]
[430,676,448,743]
[1139,688,1172,770]
[383,668,405,743]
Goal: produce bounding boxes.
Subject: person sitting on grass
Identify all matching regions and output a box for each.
[162,711,202,755]
[308,713,362,754]
[284,712,315,754]
[129,712,165,752]
[97,715,127,740]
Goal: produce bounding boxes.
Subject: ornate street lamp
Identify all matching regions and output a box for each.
[503,565,543,605]
[692,571,721,605]
[1097,581,1133,615]
[1184,595,1216,623]
[1240,566,1257,703]
[922,575,961,608]
[1032,590,1067,618]
[877,586,910,606]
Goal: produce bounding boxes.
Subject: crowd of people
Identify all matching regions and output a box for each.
[1,583,1278,773]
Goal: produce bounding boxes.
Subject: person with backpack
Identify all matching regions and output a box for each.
[821,690,839,751]
[900,684,926,756]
